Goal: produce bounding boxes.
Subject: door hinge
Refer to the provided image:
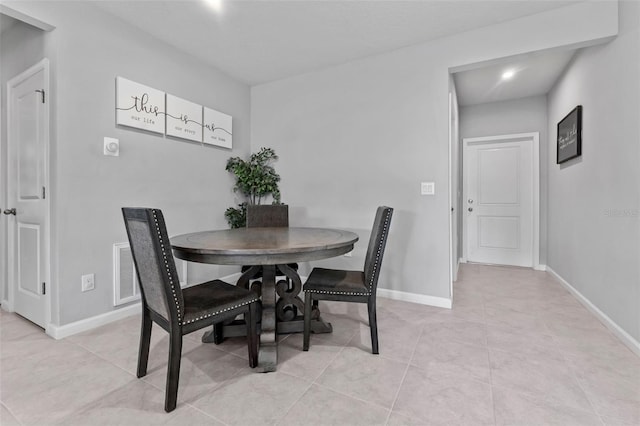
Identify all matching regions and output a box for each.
[35,89,45,103]
[42,186,46,199]
[42,282,46,295]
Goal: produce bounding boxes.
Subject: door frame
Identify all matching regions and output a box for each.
[448,92,459,298]
[461,132,540,269]
[4,58,51,330]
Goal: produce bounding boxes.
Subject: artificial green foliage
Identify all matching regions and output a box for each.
[224,147,282,228]
[224,202,247,229]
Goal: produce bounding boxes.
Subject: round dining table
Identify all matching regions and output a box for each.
[171,227,359,372]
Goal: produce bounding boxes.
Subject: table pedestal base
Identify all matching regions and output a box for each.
[201,316,333,343]
[201,264,332,372]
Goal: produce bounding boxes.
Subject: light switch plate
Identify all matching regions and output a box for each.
[104,137,119,156]
[81,273,95,292]
[421,182,435,195]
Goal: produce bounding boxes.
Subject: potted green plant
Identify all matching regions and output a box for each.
[225,147,283,228]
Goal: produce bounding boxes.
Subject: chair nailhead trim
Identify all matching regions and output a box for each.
[307,289,371,296]
[368,209,391,292]
[152,210,182,323]
[182,298,259,325]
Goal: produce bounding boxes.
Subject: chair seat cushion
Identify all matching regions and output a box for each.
[303,268,370,296]
[182,280,258,325]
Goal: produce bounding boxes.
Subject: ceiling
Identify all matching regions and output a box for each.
[94,0,581,92]
[453,49,577,106]
[2,1,584,105]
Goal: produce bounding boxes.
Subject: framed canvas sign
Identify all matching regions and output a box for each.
[116,77,165,134]
[203,107,233,149]
[166,94,203,142]
[557,105,582,164]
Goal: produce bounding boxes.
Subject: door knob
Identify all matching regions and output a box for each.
[468,207,473,212]
[3,208,16,215]
[468,199,473,204]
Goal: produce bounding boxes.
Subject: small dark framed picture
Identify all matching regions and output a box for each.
[557,105,582,164]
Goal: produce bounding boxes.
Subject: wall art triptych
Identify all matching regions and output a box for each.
[115,76,233,149]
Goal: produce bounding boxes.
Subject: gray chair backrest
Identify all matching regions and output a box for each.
[364,206,394,293]
[246,204,289,228]
[122,208,184,324]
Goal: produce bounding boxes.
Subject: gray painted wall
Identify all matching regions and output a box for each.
[251,2,617,302]
[459,95,549,265]
[547,1,639,341]
[2,1,622,327]
[0,19,47,306]
[2,2,251,325]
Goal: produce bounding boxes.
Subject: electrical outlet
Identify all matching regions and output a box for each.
[81,274,95,292]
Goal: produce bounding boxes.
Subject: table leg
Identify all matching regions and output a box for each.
[257,264,277,372]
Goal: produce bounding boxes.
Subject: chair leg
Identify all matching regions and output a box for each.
[165,329,183,412]
[245,303,258,368]
[303,291,312,351]
[137,306,152,378]
[368,297,379,355]
[212,322,224,344]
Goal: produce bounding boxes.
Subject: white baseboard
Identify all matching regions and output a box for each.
[46,303,141,340]
[45,271,264,340]
[43,272,455,339]
[230,272,453,310]
[46,272,248,340]
[1,300,14,312]
[546,266,640,357]
[220,272,243,283]
[377,288,452,309]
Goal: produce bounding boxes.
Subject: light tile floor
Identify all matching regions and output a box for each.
[1,264,639,425]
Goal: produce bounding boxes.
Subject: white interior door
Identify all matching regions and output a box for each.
[463,133,538,268]
[7,59,50,328]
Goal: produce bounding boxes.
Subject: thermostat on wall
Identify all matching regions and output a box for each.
[104,137,119,156]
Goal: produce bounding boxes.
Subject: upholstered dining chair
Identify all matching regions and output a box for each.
[303,206,393,354]
[122,208,259,412]
[243,204,299,277]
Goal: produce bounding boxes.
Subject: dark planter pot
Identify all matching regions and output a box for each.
[246,204,289,228]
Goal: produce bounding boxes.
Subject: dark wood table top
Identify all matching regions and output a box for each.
[171,227,359,265]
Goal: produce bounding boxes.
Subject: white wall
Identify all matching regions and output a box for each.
[251,2,617,303]
[4,0,629,331]
[2,2,252,326]
[547,1,639,341]
[459,95,548,265]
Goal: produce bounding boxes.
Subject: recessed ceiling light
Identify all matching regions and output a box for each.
[501,69,516,80]
[204,0,223,13]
